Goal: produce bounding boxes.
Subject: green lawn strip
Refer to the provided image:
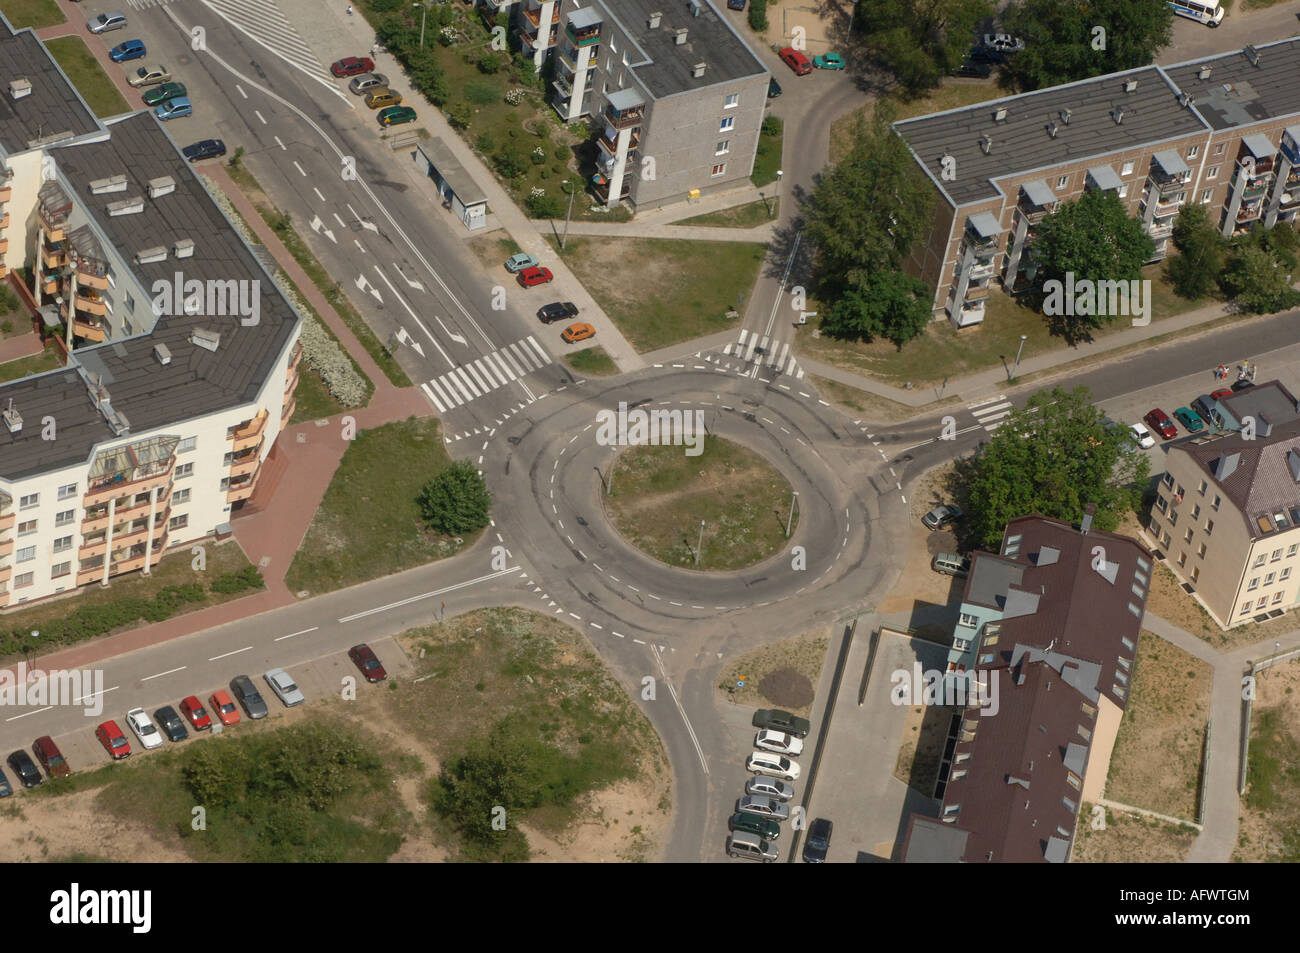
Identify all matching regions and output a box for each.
[603,436,795,571]
[563,346,618,376]
[674,198,778,229]
[45,37,130,119]
[226,164,410,388]
[0,344,60,384]
[284,417,477,595]
[752,122,783,189]
[546,236,764,352]
[0,0,65,30]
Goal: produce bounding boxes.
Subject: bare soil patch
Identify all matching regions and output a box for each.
[1072,803,1198,862]
[719,626,830,715]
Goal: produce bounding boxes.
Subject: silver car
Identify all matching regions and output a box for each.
[88,11,128,34]
[230,675,269,719]
[745,775,794,801]
[737,794,790,821]
[264,668,304,707]
[348,73,388,94]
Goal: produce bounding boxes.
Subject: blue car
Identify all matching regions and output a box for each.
[154,97,192,121]
[109,39,146,62]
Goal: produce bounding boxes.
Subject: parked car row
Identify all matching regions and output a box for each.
[777,47,845,77]
[92,14,196,123]
[0,646,387,793]
[1139,382,1253,447]
[334,57,419,128]
[503,254,596,345]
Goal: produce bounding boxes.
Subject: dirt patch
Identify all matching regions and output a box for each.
[878,462,965,616]
[0,786,191,863]
[893,703,955,797]
[1234,656,1300,862]
[719,626,830,715]
[758,668,815,709]
[466,231,520,271]
[1072,802,1198,862]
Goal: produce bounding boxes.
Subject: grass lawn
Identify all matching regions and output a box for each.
[1072,806,1198,863]
[564,346,618,376]
[289,358,346,423]
[467,233,523,270]
[45,37,130,119]
[1103,631,1212,821]
[0,0,65,29]
[226,163,410,388]
[1235,659,1300,861]
[547,236,765,352]
[675,198,778,229]
[284,417,477,595]
[717,626,829,715]
[752,120,783,188]
[0,344,60,384]
[797,264,1213,388]
[603,436,796,571]
[810,374,964,424]
[830,82,1006,164]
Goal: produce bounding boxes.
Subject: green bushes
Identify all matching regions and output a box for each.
[210,565,265,594]
[749,0,769,32]
[417,460,491,535]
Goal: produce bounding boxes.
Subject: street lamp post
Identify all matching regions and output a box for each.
[413,2,427,48]
[786,491,799,538]
[561,179,576,251]
[1012,334,1027,379]
[773,169,783,218]
[696,520,705,566]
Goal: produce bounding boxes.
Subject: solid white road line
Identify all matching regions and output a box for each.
[337,567,523,623]
[141,666,188,681]
[275,627,319,641]
[208,646,253,661]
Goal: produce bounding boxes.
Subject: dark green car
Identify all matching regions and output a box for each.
[142,81,185,106]
[752,708,811,739]
[377,105,417,127]
[730,812,781,841]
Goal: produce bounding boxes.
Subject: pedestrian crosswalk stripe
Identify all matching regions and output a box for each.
[445,372,472,403]
[500,347,526,377]
[969,397,1013,432]
[508,341,531,368]
[419,338,555,413]
[202,0,329,77]
[719,330,804,379]
[464,361,491,393]
[525,335,551,365]
[421,383,444,412]
[478,358,505,388]
[456,367,481,398]
[430,378,456,408]
[490,352,516,381]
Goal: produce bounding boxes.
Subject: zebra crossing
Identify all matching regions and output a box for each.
[191,0,330,78]
[420,336,552,413]
[968,395,1014,432]
[722,328,804,378]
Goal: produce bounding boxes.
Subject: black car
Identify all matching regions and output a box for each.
[154,705,189,742]
[182,138,226,162]
[767,76,782,98]
[1231,379,1255,393]
[7,750,43,788]
[953,58,993,78]
[538,301,579,324]
[230,675,269,719]
[802,817,833,863]
[967,44,1006,65]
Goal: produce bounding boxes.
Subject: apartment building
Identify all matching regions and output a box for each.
[894,37,1300,327]
[501,0,769,210]
[1148,380,1300,629]
[0,16,302,608]
[901,513,1151,862]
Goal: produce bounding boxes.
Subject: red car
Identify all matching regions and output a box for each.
[330,56,374,77]
[33,735,70,778]
[348,643,388,682]
[779,47,812,76]
[1143,408,1177,440]
[517,266,554,287]
[179,695,213,731]
[1210,388,1234,401]
[209,690,241,727]
[95,721,131,760]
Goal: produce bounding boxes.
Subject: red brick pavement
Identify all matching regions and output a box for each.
[0,331,44,364]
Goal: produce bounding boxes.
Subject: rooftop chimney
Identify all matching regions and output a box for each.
[153,342,172,366]
[89,174,128,195]
[1081,503,1096,534]
[1111,106,1124,125]
[1198,65,1212,80]
[1122,78,1138,93]
[1059,107,1071,125]
[1244,45,1259,67]
[8,78,31,101]
[2,398,21,434]
[979,134,992,155]
[648,11,662,28]
[190,328,221,352]
[692,61,706,78]
[993,106,1008,122]
[674,27,688,45]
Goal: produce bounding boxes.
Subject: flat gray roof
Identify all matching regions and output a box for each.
[1164,39,1300,131]
[604,0,767,100]
[1152,149,1190,176]
[418,138,486,206]
[0,21,102,154]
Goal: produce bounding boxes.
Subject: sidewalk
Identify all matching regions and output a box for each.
[0,330,44,364]
[542,219,777,244]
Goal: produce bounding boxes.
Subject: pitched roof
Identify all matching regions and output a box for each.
[1181,415,1300,540]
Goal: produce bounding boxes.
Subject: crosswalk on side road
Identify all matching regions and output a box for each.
[195,0,330,77]
[968,395,1013,432]
[420,336,552,413]
[722,328,804,378]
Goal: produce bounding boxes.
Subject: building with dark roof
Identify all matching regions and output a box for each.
[894,38,1300,327]
[902,514,1150,862]
[500,0,769,210]
[0,15,302,607]
[1148,381,1300,628]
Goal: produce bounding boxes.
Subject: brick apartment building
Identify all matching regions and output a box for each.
[893,37,1300,327]
[0,16,302,608]
[901,513,1151,862]
[1147,380,1300,629]
[483,0,769,211]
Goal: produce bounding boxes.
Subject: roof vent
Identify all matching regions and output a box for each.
[1081,502,1096,535]
[692,61,706,78]
[190,328,221,352]
[1198,65,1212,80]
[8,78,32,100]
[1111,106,1124,125]
[979,134,992,155]
[89,174,128,195]
[2,398,21,434]
[688,0,702,15]
[1244,44,1259,67]
[1178,92,1194,108]
[648,11,662,28]
[174,238,195,259]
[1123,78,1138,93]
[147,175,176,198]
[993,106,1008,122]
[1213,451,1240,480]
[105,408,130,436]
[153,342,172,366]
[1288,449,1300,483]
[135,245,167,264]
[674,27,688,45]
[106,196,145,216]
[1059,107,1071,125]
[1046,121,1059,139]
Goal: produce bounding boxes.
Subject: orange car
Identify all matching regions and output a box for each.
[561,322,594,344]
[209,690,241,727]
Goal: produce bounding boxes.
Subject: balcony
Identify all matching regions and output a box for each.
[109,550,148,576]
[109,523,152,551]
[284,366,299,395]
[522,4,560,30]
[968,260,996,281]
[229,449,260,478]
[282,395,297,423]
[0,186,11,204]
[0,212,9,230]
[598,126,640,156]
[72,319,106,342]
[606,105,644,130]
[1240,153,1274,175]
[227,467,261,503]
[41,243,66,270]
[38,207,68,241]
[591,174,631,204]
[1016,201,1051,225]
[0,566,10,585]
[954,301,986,327]
[1238,202,1263,223]
[964,284,991,302]
[77,560,105,586]
[0,537,11,558]
[79,536,107,560]
[566,23,601,47]
[75,289,107,316]
[0,511,13,531]
[76,265,110,290]
[228,410,268,451]
[288,340,302,372]
[1149,220,1175,239]
[84,461,174,508]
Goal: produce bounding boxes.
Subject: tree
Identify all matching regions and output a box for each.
[952,386,1149,552]
[1003,0,1174,91]
[445,101,473,130]
[859,0,993,96]
[1218,245,1300,315]
[821,269,931,346]
[748,0,768,32]
[1166,202,1227,300]
[1032,188,1154,342]
[493,144,528,180]
[418,460,491,535]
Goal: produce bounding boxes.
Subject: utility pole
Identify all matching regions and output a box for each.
[786,490,799,538]
[1011,334,1027,379]
[695,520,705,566]
[561,179,576,251]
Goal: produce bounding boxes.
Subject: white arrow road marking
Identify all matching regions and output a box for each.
[309,214,337,243]
[394,263,425,292]
[372,265,454,367]
[348,203,379,233]
[396,326,425,358]
[355,274,383,304]
[435,315,467,346]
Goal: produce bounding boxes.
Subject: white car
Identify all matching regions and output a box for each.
[125,707,162,749]
[87,11,127,34]
[754,729,804,757]
[746,751,801,781]
[264,668,305,707]
[1130,422,1155,450]
[745,775,795,801]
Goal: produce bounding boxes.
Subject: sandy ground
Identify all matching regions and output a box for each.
[878,462,964,615]
[0,787,190,864]
[717,625,830,715]
[1234,656,1300,862]
[1072,803,1198,863]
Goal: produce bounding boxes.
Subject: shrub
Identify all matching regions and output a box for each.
[282,284,369,407]
[525,191,566,219]
[553,145,568,161]
[493,145,528,180]
[477,52,504,74]
[417,461,491,535]
[761,115,783,137]
[446,101,473,130]
[530,146,546,165]
[749,0,768,32]
[505,87,526,106]
[475,131,497,154]
[210,565,266,595]
[0,320,12,335]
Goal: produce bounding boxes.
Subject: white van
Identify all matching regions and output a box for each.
[727,831,779,862]
[1167,0,1223,26]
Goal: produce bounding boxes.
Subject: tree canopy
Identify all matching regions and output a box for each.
[858,0,994,96]
[418,460,492,536]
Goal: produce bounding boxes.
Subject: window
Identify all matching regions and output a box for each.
[1162,473,1175,489]
[57,483,77,500]
[1207,166,1219,179]
[16,546,35,563]
[1112,684,1127,700]
[1192,504,1201,520]
[1132,582,1146,598]
[1282,567,1292,582]
[14,572,33,589]
[52,536,72,554]
[1265,573,1276,586]
[1056,175,1069,188]
[954,751,970,764]
[1206,519,1214,535]
[17,520,36,536]
[1191,567,1200,583]
[1248,577,1259,591]
[1137,556,1151,572]
[1213,494,1221,510]
[55,509,75,527]
[1155,495,1168,514]
[724,93,738,109]
[1184,529,1194,543]
[1066,772,1082,790]
[1081,701,1098,718]
[1242,601,1253,615]
[1078,724,1092,741]
[1214,143,1225,156]
[711,163,726,177]
[1118,656,1132,672]
[126,292,134,313]
[51,562,70,579]
[1162,530,1172,546]
[982,632,999,648]
[1121,636,1136,652]
[178,437,197,453]
[176,463,194,479]
[1273,549,1283,562]
[1274,591,1285,604]
[1122,160,1135,175]
[978,653,995,664]
[1063,796,1078,812]
[1198,480,1207,494]
[222,452,234,467]
[173,488,191,505]
[1127,601,1142,617]
[1257,597,1268,611]
[1198,543,1207,558]
[219,478,231,492]
[1187,145,1199,158]
[715,140,730,155]
[169,514,189,531]
[1290,544,1300,558]
[1201,189,1213,203]
[719,116,734,132]
[950,768,967,780]
[959,612,978,628]
[19,493,37,509]
[1254,554,1267,568]
[1118,184,1129,199]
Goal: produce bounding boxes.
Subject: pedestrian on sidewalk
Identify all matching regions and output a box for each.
[346,4,353,14]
